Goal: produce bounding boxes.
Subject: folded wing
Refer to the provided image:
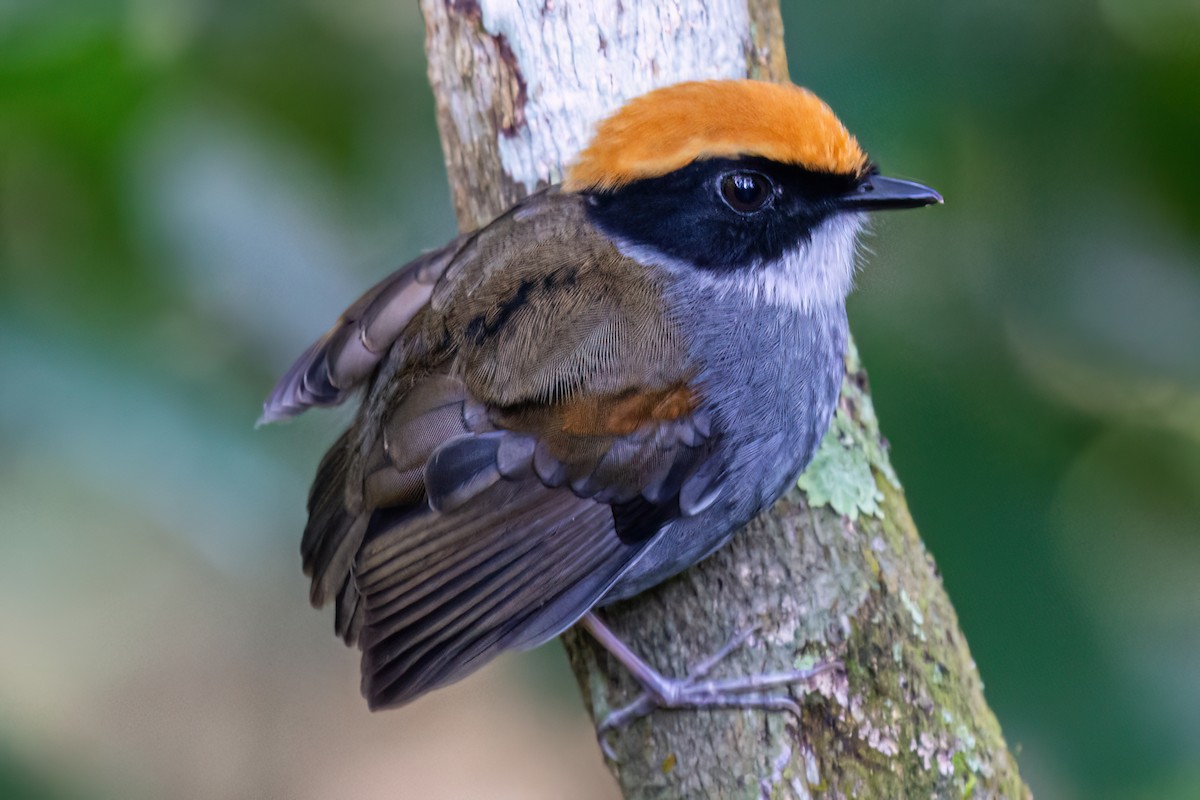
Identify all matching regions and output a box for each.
[271,191,726,708]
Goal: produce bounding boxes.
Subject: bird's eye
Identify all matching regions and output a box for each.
[719,171,773,213]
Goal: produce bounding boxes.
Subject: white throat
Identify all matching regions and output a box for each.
[729,214,864,311]
[615,213,865,313]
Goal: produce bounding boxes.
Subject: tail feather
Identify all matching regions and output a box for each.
[334,572,364,646]
[301,431,365,607]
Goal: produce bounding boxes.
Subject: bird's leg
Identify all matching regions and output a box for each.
[578,612,839,757]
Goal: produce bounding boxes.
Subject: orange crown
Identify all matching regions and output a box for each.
[564,80,869,193]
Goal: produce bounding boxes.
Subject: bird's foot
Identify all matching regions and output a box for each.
[579,615,839,760]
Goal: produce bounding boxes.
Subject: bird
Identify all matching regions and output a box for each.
[261,79,940,727]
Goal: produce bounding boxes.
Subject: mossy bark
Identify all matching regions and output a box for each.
[419,1,1029,796]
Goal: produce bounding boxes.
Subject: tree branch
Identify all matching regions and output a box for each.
[420,1,1029,796]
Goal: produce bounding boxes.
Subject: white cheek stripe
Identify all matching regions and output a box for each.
[615,214,865,312]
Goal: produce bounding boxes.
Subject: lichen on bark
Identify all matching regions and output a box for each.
[564,351,1027,798]
[420,1,1029,796]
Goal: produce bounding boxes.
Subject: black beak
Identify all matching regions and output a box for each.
[840,175,942,211]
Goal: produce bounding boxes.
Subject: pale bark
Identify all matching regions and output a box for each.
[420,1,1029,797]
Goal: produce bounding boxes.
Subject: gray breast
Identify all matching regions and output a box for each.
[688,289,846,512]
[601,286,847,602]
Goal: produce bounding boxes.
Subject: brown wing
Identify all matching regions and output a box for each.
[259,233,469,424]
[278,190,717,708]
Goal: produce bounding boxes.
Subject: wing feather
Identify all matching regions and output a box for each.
[260,237,465,423]
[357,482,634,708]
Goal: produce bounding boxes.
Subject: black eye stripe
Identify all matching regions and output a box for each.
[583,156,862,271]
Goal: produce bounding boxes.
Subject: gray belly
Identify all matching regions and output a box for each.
[602,299,847,602]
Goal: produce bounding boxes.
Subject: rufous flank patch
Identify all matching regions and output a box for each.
[560,384,697,437]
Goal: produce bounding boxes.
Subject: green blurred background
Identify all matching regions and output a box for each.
[2,1,1197,798]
